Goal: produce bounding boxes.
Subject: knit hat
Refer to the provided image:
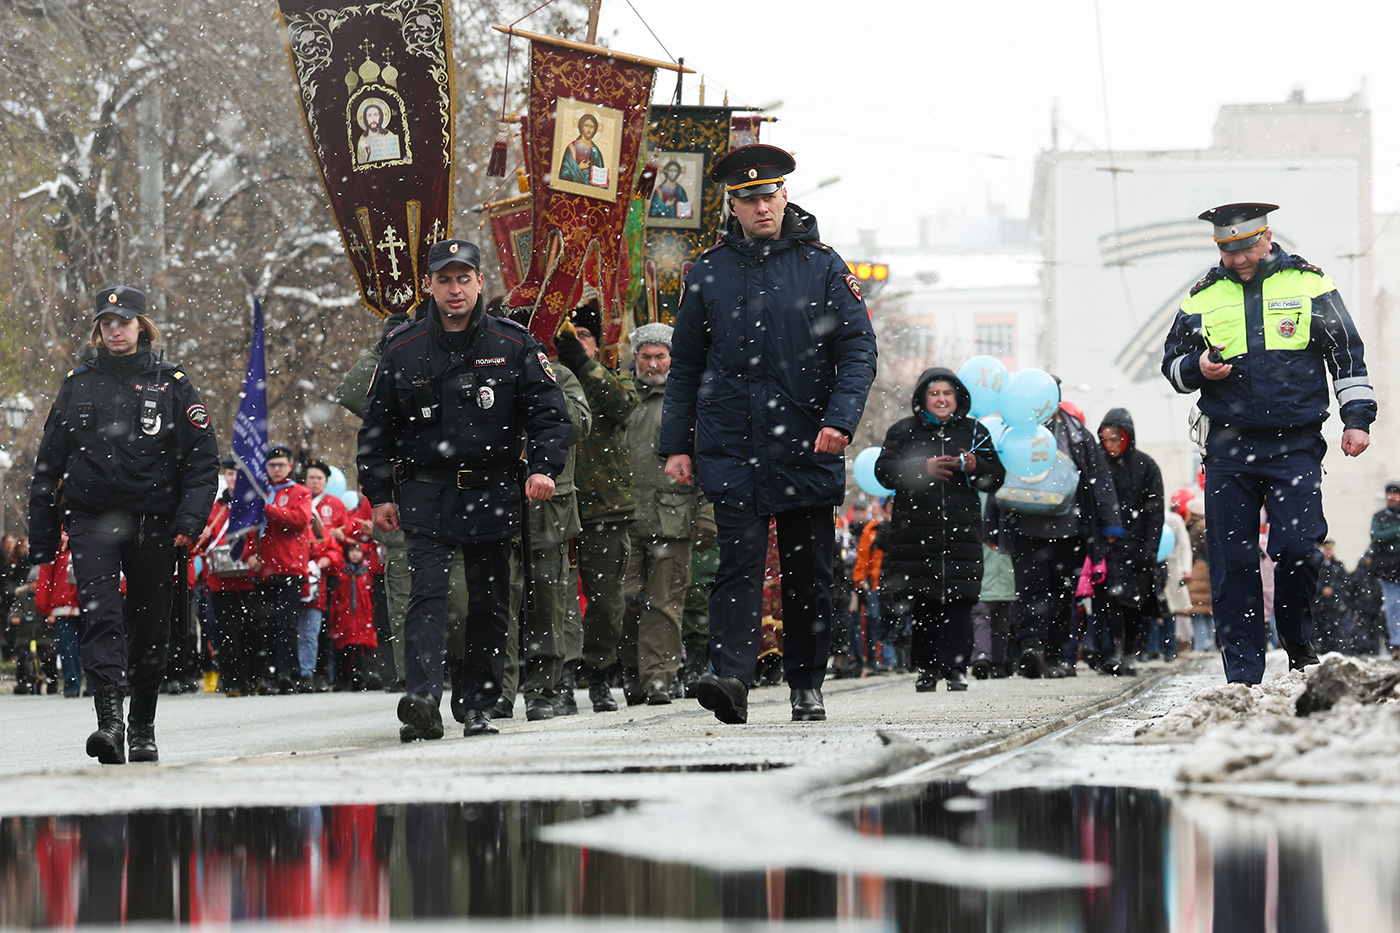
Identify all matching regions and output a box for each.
[630,322,673,351]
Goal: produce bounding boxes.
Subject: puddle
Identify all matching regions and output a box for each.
[1,783,1397,930]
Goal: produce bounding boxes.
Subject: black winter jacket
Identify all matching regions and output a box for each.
[659,205,878,513]
[1098,407,1164,609]
[357,296,571,544]
[29,346,220,562]
[874,368,1005,604]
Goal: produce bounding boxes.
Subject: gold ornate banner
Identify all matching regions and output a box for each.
[503,38,655,347]
[636,105,737,328]
[277,0,454,319]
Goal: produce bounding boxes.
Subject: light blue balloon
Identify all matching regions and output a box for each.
[325,464,348,500]
[979,414,1010,449]
[957,355,1009,418]
[999,424,1057,478]
[1001,369,1060,428]
[340,489,360,511]
[853,446,894,497]
[1156,525,1176,563]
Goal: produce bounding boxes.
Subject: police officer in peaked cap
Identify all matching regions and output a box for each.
[29,285,220,764]
[1162,202,1376,685]
[358,238,572,741]
[659,144,878,724]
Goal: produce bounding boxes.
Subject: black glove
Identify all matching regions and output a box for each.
[554,331,589,373]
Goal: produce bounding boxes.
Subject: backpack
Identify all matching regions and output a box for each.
[994,423,1081,516]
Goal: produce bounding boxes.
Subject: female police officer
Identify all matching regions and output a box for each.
[29,286,219,764]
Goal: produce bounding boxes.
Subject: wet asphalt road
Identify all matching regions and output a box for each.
[0,656,1211,818]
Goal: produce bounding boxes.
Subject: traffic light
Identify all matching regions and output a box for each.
[846,261,889,282]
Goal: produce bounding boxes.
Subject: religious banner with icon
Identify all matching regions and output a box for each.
[636,105,736,328]
[488,194,534,293]
[500,31,658,348]
[277,0,454,319]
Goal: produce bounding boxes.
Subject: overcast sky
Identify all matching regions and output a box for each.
[601,0,1400,248]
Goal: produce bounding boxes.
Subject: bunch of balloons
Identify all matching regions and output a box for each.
[958,355,1062,478]
[850,356,1067,496]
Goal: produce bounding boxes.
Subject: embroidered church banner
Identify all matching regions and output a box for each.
[638,105,736,328]
[504,38,655,348]
[489,194,533,293]
[277,0,454,319]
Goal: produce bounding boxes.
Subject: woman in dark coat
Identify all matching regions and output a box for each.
[1096,407,1164,674]
[875,367,1005,691]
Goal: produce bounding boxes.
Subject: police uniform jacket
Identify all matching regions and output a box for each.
[29,345,219,563]
[1161,246,1376,437]
[873,368,1005,604]
[659,204,878,514]
[357,295,571,544]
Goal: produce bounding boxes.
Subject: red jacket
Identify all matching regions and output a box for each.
[311,492,349,542]
[260,482,313,577]
[197,498,256,593]
[327,560,377,649]
[35,550,79,617]
[344,496,384,574]
[304,535,344,609]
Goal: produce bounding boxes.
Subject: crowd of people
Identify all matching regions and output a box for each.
[4,159,1386,764]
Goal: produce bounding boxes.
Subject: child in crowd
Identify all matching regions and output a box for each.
[327,543,378,690]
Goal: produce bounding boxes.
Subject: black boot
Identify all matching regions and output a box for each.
[554,661,579,716]
[128,688,160,763]
[87,685,126,765]
[582,664,617,712]
[622,666,645,706]
[682,647,707,697]
[448,654,467,724]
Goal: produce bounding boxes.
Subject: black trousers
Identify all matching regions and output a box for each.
[404,533,511,708]
[709,503,834,689]
[209,589,254,691]
[251,575,302,684]
[69,511,174,693]
[1009,534,1086,656]
[889,593,975,674]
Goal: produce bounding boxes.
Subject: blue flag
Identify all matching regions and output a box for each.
[229,298,269,558]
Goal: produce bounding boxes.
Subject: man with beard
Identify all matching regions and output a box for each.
[621,323,714,704]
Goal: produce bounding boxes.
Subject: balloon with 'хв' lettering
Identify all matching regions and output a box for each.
[1001,369,1060,429]
[998,424,1056,478]
[957,355,1009,419]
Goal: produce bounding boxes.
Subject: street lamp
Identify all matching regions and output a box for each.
[2,394,34,430]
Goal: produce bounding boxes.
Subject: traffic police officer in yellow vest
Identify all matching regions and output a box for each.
[1162,202,1376,685]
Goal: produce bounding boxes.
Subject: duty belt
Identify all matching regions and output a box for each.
[393,463,516,489]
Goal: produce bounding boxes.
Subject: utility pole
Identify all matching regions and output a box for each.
[136,88,166,312]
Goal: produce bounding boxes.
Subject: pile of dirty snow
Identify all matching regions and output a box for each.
[1135,656,1400,785]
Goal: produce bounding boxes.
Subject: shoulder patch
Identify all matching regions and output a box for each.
[1288,253,1324,276]
[172,370,187,381]
[844,272,863,302]
[1189,268,1226,297]
[537,350,558,383]
[65,364,89,380]
[186,403,210,429]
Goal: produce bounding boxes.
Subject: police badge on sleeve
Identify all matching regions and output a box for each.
[537,350,558,383]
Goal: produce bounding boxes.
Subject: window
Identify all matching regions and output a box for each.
[976,322,1014,358]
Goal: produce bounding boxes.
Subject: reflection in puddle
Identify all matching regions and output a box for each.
[0,783,1395,930]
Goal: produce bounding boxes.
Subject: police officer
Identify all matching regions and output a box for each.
[659,145,878,724]
[358,239,571,740]
[29,286,219,764]
[1162,203,1376,685]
